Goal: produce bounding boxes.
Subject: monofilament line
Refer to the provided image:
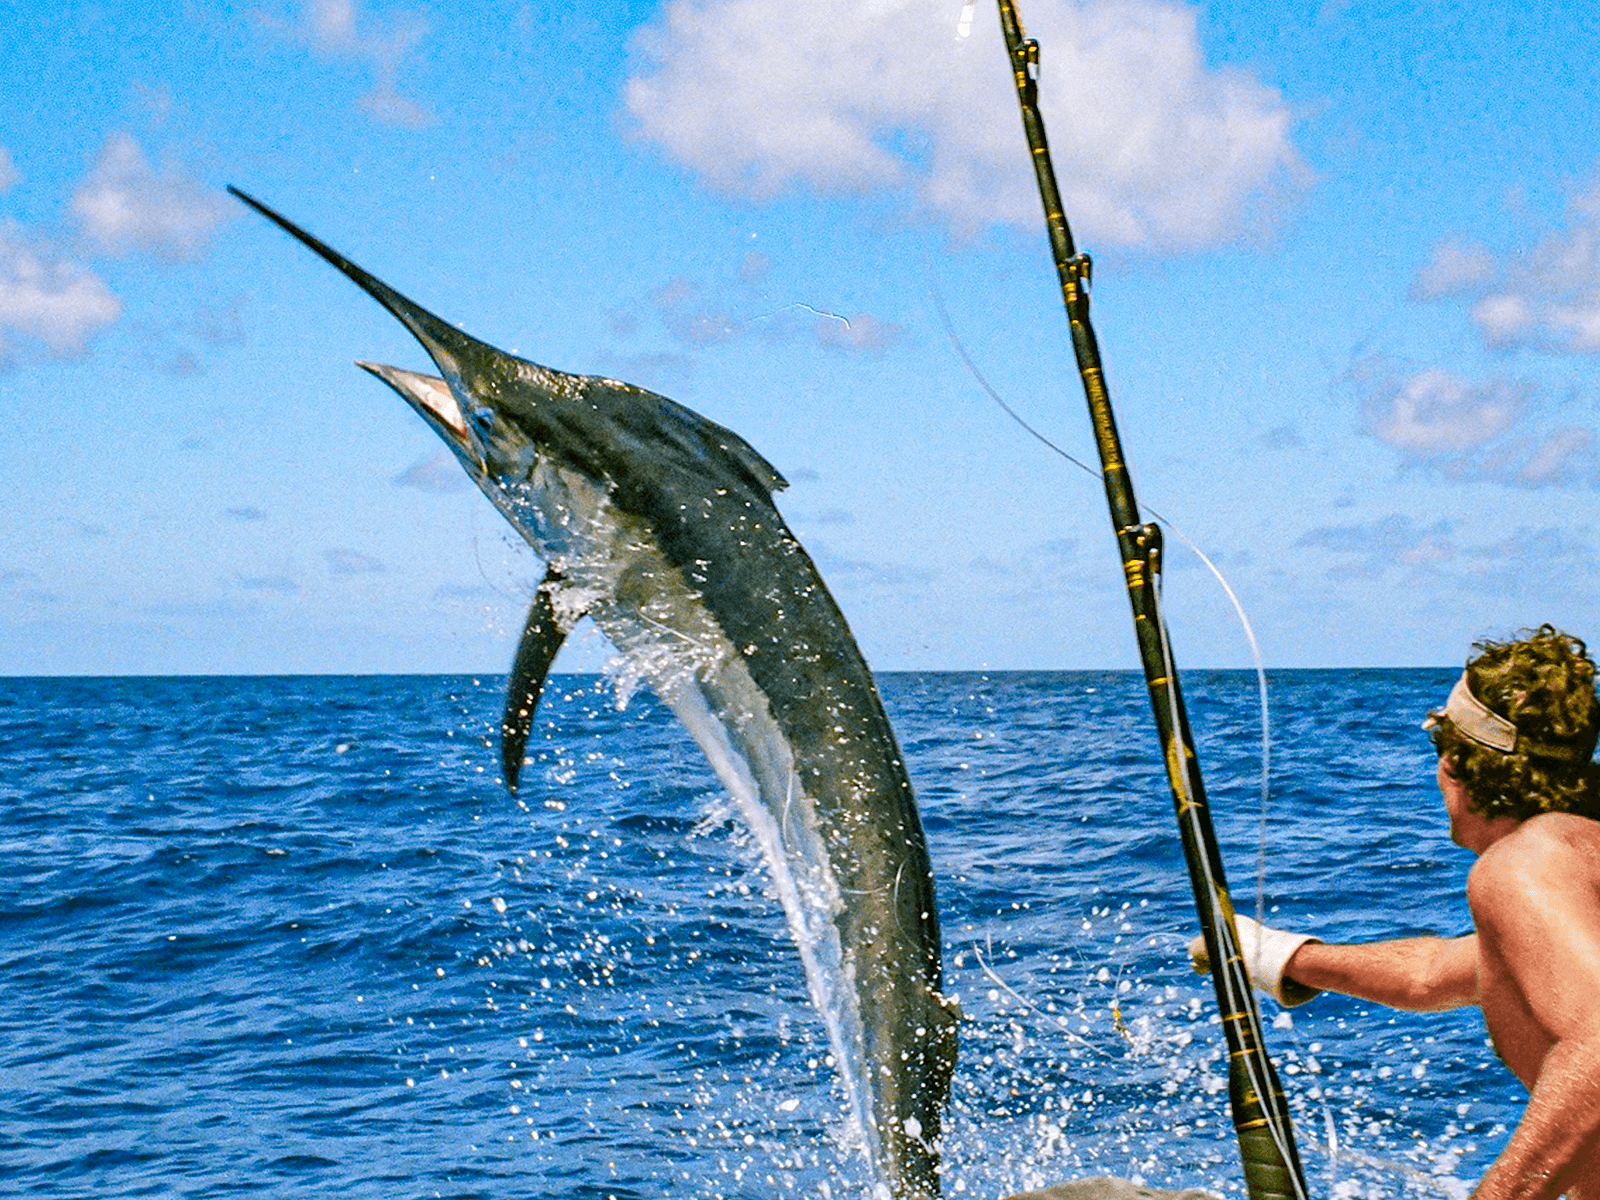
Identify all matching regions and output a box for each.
[932,287,1274,922]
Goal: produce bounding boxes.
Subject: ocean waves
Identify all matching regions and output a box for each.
[0,670,1511,1198]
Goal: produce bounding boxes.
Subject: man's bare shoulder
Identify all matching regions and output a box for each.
[1469,813,1600,919]
[1468,813,1600,1057]
[1490,812,1600,864]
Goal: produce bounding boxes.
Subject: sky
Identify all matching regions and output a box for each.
[5,0,1600,675]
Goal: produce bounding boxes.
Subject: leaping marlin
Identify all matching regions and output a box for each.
[230,188,957,1199]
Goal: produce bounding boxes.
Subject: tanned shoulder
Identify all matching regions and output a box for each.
[1468,814,1600,1042]
[1468,816,1597,932]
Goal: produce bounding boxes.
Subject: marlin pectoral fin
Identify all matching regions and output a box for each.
[926,988,962,1110]
[501,568,577,793]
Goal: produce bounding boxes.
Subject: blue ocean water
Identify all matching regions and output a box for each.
[0,670,1520,1199]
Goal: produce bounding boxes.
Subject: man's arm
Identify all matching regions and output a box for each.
[1472,1034,1600,1200]
[1285,935,1479,1012]
[1188,918,1477,1009]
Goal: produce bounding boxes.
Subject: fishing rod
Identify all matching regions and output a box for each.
[989,3,1310,1199]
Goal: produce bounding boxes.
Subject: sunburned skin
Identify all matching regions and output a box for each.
[1282,763,1600,1200]
[1465,811,1600,1200]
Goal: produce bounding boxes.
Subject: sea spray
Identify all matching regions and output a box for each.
[599,643,887,1177]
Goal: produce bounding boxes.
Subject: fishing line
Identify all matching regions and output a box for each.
[1151,571,1308,1200]
[970,942,1115,1061]
[1258,1009,1354,1193]
[743,302,854,330]
[980,1,1310,1184]
[934,288,1293,1167]
[932,287,1275,923]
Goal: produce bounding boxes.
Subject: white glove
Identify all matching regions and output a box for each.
[1188,913,1322,1007]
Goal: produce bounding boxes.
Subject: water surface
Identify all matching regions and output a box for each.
[0,670,1513,1198]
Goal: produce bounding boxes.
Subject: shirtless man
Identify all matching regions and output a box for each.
[1202,626,1600,1200]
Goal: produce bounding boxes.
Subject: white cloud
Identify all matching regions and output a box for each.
[1409,238,1493,301]
[1470,293,1536,348]
[70,133,230,261]
[1519,428,1592,483]
[1417,169,1600,354]
[814,310,903,352]
[1297,515,1589,595]
[1296,515,1457,580]
[651,276,742,345]
[0,221,122,363]
[394,451,469,493]
[625,0,1304,249]
[615,269,902,357]
[278,0,434,128]
[0,147,18,195]
[1468,427,1597,489]
[357,88,432,128]
[1362,364,1522,454]
[0,136,238,368]
[1356,358,1597,488]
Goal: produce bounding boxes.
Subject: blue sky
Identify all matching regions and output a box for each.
[5,0,1600,674]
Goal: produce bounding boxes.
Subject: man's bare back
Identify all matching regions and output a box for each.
[1464,813,1600,1200]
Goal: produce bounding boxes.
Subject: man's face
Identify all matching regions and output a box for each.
[1437,754,1517,853]
[1437,755,1475,848]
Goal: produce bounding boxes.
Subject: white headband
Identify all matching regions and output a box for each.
[1440,673,1517,753]
[1428,671,1595,762]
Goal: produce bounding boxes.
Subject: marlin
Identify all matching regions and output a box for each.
[231,188,957,1199]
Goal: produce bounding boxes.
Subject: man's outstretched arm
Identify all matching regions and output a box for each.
[1188,918,1477,1010]
[1286,935,1479,1012]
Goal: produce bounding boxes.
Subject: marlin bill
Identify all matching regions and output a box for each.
[231,188,958,1200]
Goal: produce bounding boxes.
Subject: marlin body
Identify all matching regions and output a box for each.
[232,189,957,1199]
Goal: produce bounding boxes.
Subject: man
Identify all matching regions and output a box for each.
[1200,626,1600,1200]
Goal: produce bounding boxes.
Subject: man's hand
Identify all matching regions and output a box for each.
[1188,913,1323,1007]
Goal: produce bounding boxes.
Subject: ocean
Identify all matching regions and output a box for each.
[0,670,1519,1199]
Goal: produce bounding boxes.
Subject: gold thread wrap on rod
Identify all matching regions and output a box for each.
[991,4,1310,1199]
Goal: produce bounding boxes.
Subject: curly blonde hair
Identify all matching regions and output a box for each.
[1427,625,1600,821]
